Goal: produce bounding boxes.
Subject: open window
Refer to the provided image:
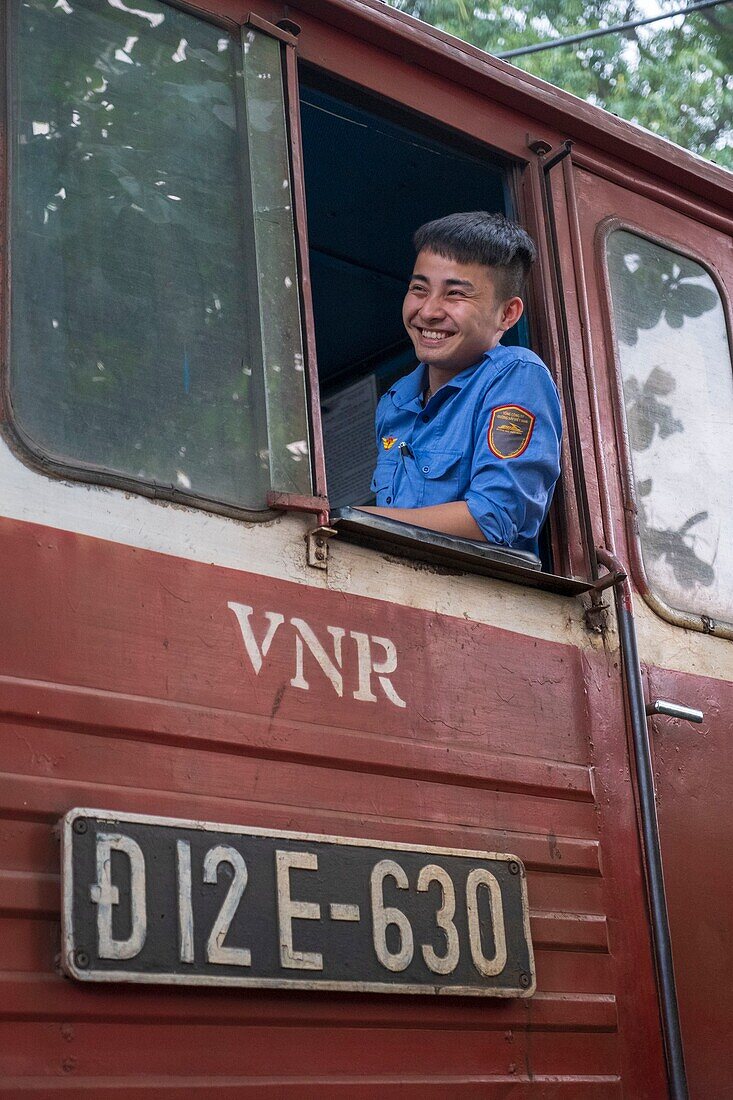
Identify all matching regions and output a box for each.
[4,0,586,593]
[299,76,521,502]
[299,74,581,589]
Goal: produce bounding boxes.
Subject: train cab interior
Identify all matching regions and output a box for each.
[298,73,552,571]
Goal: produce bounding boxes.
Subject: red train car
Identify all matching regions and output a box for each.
[1,0,732,1095]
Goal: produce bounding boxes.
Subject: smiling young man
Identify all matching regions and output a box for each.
[363,211,562,556]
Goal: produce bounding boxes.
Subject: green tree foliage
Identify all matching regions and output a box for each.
[388,0,732,169]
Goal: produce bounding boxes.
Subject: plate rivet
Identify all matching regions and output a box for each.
[74,950,90,969]
[73,818,88,835]
[509,861,520,875]
[519,972,531,988]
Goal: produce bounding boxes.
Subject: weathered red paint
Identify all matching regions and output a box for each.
[647,663,733,1098]
[0,516,664,1094]
[576,162,733,1098]
[1,0,731,1093]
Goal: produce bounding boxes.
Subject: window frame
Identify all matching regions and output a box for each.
[519,149,591,584]
[295,66,589,592]
[0,1,328,524]
[597,214,733,638]
[0,0,593,594]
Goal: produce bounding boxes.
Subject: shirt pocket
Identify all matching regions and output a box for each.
[412,448,465,507]
[370,454,397,503]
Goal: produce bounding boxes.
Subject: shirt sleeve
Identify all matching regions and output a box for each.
[374,392,388,450]
[371,392,400,501]
[464,359,562,547]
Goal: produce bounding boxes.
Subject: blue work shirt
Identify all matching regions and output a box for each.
[371,345,562,555]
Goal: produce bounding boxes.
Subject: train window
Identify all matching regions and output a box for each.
[7,0,311,511]
[298,77,572,586]
[606,230,733,625]
[300,80,525,510]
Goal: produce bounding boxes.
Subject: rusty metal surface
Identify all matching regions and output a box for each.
[559,155,616,557]
[4,0,729,1091]
[282,34,330,508]
[647,663,733,1099]
[0,515,667,1094]
[607,213,733,636]
[266,491,329,514]
[575,163,733,1099]
[597,548,688,1098]
[60,809,536,996]
[282,0,732,215]
[0,3,10,427]
[518,157,573,577]
[571,148,733,237]
[537,143,599,583]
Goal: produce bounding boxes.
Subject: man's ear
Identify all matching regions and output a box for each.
[499,296,524,332]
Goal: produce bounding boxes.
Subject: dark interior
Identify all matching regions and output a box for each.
[298,73,545,572]
[299,77,525,397]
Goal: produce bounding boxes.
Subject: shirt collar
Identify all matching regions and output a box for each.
[387,362,426,408]
[388,348,499,409]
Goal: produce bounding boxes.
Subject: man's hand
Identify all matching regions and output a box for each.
[359,501,485,541]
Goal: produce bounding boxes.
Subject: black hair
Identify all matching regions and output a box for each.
[412,211,537,300]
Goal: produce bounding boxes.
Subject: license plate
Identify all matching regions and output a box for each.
[60,808,535,997]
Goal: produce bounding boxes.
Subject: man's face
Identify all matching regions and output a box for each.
[402,249,520,376]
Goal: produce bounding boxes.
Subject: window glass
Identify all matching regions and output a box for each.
[9,0,311,509]
[607,229,733,623]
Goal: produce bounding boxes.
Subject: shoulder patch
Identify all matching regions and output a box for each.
[382,436,397,451]
[488,405,535,459]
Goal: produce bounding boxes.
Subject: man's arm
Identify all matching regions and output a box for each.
[366,358,561,548]
[463,362,562,546]
[360,501,485,540]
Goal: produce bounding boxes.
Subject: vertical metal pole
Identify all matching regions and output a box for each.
[559,154,616,554]
[282,32,329,513]
[597,548,688,1100]
[540,143,598,581]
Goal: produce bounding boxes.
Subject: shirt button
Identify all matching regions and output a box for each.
[386,496,392,504]
[422,466,429,473]
[421,414,429,423]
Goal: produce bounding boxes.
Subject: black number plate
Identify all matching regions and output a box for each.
[61,808,535,997]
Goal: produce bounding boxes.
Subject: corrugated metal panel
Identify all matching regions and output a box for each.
[0,517,663,1093]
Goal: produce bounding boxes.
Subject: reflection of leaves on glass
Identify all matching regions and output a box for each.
[608,238,718,347]
[629,376,715,590]
[247,97,283,136]
[637,482,715,590]
[11,0,271,507]
[624,368,683,451]
[607,230,728,614]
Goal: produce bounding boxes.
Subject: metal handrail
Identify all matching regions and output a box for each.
[596,547,688,1100]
